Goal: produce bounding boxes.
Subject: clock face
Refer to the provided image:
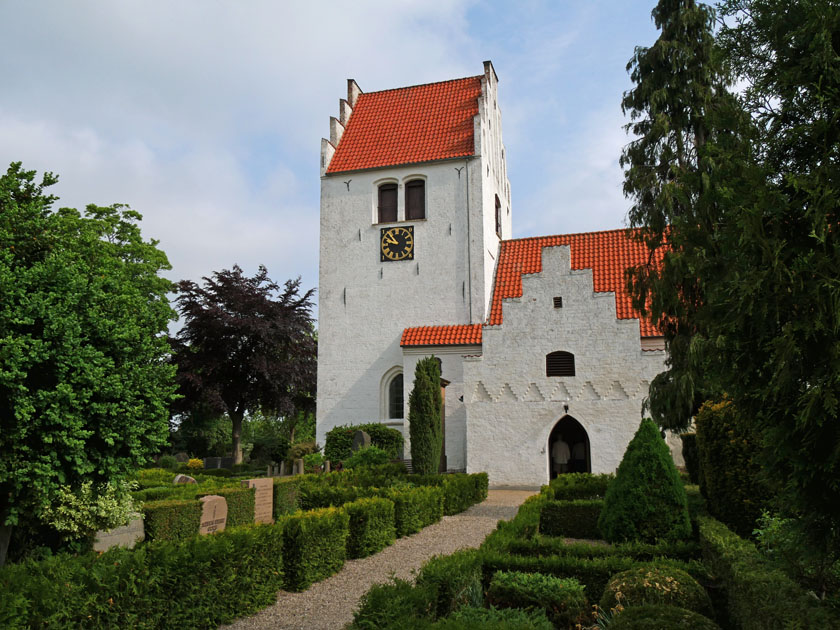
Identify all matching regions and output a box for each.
[380,225,414,262]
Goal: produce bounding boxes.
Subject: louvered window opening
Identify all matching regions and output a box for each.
[405,180,425,220]
[553,296,563,308]
[388,374,404,419]
[378,184,397,223]
[546,351,575,377]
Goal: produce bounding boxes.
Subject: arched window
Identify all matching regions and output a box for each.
[546,351,575,377]
[495,194,502,237]
[405,179,425,220]
[378,183,397,223]
[388,373,404,419]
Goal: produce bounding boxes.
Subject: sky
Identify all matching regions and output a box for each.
[0,1,660,325]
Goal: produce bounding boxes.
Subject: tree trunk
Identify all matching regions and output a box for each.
[0,524,11,568]
[231,411,244,465]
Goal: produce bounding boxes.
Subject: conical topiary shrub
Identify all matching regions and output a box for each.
[597,418,691,543]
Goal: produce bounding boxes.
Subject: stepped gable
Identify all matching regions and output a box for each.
[326,76,482,174]
[488,229,663,337]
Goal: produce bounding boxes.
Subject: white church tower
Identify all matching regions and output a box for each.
[316,61,511,458]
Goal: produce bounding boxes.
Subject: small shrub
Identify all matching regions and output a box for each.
[606,604,720,629]
[545,473,613,500]
[434,605,553,629]
[303,452,325,473]
[158,454,178,470]
[288,440,319,461]
[141,499,202,542]
[486,570,589,628]
[345,445,391,469]
[599,565,713,617]
[187,458,204,470]
[598,418,691,543]
[538,499,602,539]
[282,507,349,591]
[135,468,177,489]
[344,497,396,559]
[408,473,488,515]
[350,577,436,630]
[388,486,444,537]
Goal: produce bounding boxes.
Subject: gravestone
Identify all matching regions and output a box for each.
[93,517,144,552]
[174,452,190,463]
[352,430,371,452]
[203,456,221,469]
[293,458,304,475]
[199,495,228,535]
[220,456,235,469]
[173,474,197,484]
[324,460,331,473]
[242,478,274,524]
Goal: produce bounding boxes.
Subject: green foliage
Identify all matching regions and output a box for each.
[408,357,442,475]
[606,605,720,630]
[344,497,396,559]
[544,473,613,500]
[538,499,603,539]
[350,577,436,630]
[417,549,484,618]
[598,419,691,543]
[679,434,699,485]
[388,486,444,537]
[433,606,553,629]
[345,445,391,469]
[695,399,772,537]
[487,570,589,628]
[409,472,489,515]
[0,521,285,628]
[134,467,176,488]
[157,455,178,470]
[40,481,139,545]
[287,439,319,462]
[698,515,840,629]
[244,413,291,464]
[302,452,325,474]
[599,565,713,618]
[507,536,701,563]
[272,477,301,517]
[169,412,232,459]
[282,506,349,591]
[0,163,176,561]
[141,499,202,543]
[201,486,255,528]
[324,423,404,462]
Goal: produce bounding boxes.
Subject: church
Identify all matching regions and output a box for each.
[315,61,681,487]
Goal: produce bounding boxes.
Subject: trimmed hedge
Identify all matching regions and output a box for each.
[506,536,701,563]
[607,605,720,630]
[486,570,589,628]
[345,497,396,559]
[409,472,489,515]
[388,486,445,537]
[544,473,613,500]
[282,507,349,591]
[0,522,285,629]
[324,423,404,462]
[697,515,839,629]
[350,577,437,630]
[432,606,552,629]
[538,499,602,539]
[273,477,302,517]
[201,486,255,527]
[142,499,202,542]
[599,565,714,618]
[481,552,708,603]
[416,549,484,618]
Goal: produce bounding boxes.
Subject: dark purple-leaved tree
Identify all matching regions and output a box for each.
[171,265,316,464]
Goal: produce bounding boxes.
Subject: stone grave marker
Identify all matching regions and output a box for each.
[293,458,304,475]
[199,495,228,535]
[352,430,371,452]
[173,474,197,484]
[93,517,144,552]
[174,452,190,463]
[242,478,274,524]
[324,460,331,473]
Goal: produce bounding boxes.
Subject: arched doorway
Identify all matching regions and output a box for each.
[548,416,590,480]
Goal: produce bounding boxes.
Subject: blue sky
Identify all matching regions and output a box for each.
[0,1,660,323]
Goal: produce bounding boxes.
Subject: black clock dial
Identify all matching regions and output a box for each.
[380,226,414,262]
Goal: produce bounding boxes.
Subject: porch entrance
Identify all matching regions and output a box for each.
[548,415,590,479]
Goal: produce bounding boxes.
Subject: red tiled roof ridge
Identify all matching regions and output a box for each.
[401,323,482,347]
[358,74,483,97]
[502,227,637,244]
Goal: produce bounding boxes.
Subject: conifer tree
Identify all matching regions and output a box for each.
[408,357,442,475]
[598,419,691,543]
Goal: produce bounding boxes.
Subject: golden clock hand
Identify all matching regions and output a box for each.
[385,233,399,245]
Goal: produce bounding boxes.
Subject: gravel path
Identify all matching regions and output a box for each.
[221,489,537,630]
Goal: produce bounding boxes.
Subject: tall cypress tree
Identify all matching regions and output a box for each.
[408,357,442,475]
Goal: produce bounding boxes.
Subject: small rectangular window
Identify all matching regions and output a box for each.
[406,180,425,220]
[553,297,563,308]
[378,184,397,223]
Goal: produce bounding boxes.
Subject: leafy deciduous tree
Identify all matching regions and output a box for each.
[170,265,316,464]
[0,163,176,566]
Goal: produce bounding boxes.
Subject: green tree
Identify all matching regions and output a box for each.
[408,357,442,475]
[0,163,176,566]
[598,419,691,543]
[170,266,316,464]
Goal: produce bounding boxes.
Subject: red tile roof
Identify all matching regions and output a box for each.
[401,324,483,348]
[326,76,482,174]
[488,229,663,337]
